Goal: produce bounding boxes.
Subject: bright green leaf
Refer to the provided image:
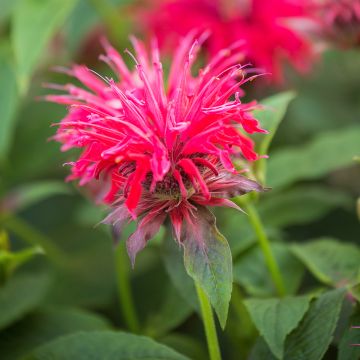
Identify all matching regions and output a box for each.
[254,91,296,183]
[0,272,50,330]
[11,0,78,92]
[244,295,311,359]
[234,243,304,297]
[291,238,360,286]
[259,186,352,228]
[26,331,189,360]
[267,126,360,189]
[284,288,345,360]
[0,307,111,360]
[183,208,232,329]
[0,46,19,164]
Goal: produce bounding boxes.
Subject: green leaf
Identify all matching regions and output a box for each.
[183,208,232,329]
[0,45,19,164]
[0,272,50,330]
[161,231,199,313]
[244,296,311,359]
[267,126,360,189]
[26,331,189,360]
[338,313,360,360]
[0,307,111,360]
[291,238,360,286]
[11,0,78,92]
[2,181,71,213]
[284,288,346,360]
[254,91,296,183]
[259,186,352,228]
[234,243,304,297]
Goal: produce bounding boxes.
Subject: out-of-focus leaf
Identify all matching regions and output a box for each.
[26,331,189,360]
[254,91,296,183]
[0,245,44,280]
[291,238,360,287]
[244,295,311,359]
[145,282,192,338]
[0,272,50,330]
[0,307,111,360]
[284,288,345,360]
[183,209,232,329]
[259,186,352,228]
[0,45,19,165]
[234,243,304,297]
[267,126,360,189]
[160,333,207,360]
[1,181,71,213]
[11,0,78,92]
[0,0,20,23]
[161,233,198,312]
[249,337,277,360]
[338,313,360,360]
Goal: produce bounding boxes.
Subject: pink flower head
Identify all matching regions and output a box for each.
[47,34,266,264]
[317,0,360,46]
[140,0,318,82]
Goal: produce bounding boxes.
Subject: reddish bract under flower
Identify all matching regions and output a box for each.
[140,0,318,82]
[47,34,266,263]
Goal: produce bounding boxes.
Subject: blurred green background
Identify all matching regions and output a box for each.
[0,1,359,359]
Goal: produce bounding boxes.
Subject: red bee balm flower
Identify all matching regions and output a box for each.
[47,34,266,264]
[140,0,318,82]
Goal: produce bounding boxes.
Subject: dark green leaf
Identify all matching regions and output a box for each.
[259,186,352,228]
[11,0,78,92]
[26,331,189,360]
[254,91,296,183]
[234,243,304,297]
[183,208,232,329]
[244,295,311,359]
[0,272,50,330]
[284,288,346,360]
[0,307,111,360]
[338,313,360,360]
[267,126,360,189]
[291,238,360,286]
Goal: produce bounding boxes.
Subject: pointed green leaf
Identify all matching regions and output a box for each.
[291,238,360,286]
[12,0,78,92]
[0,307,111,360]
[183,208,232,328]
[254,91,296,183]
[0,272,50,330]
[26,331,189,360]
[284,288,345,360]
[244,296,311,359]
[267,126,360,189]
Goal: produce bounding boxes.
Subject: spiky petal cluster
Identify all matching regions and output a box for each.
[140,0,318,82]
[47,34,266,263]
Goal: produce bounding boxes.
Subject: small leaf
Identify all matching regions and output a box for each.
[244,295,311,359]
[234,243,304,297]
[284,288,346,360]
[254,91,296,183]
[183,208,232,329]
[259,186,352,228]
[1,181,71,213]
[0,272,50,330]
[26,331,189,360]
[11,0,78,92]
[267,126,360,189]
[0,44,19,164]
[0,307,111,360]
[291,238,360,287]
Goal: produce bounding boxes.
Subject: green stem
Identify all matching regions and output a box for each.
[195,281,222,360]
[114,242,140,333]
[239,200,286,296]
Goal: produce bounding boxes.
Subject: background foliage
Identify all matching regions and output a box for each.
[0,0,359,359]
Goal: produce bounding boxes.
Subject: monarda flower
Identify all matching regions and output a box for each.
[139,0,317,82]
[47,34,266,265]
